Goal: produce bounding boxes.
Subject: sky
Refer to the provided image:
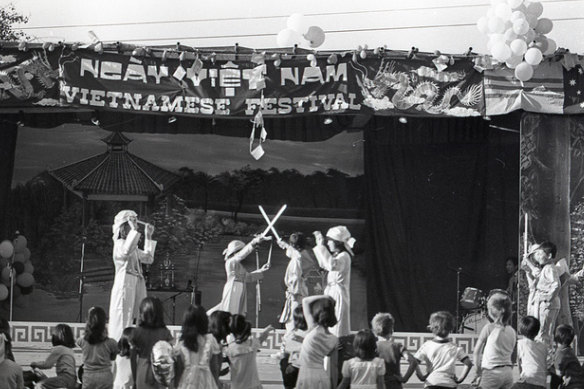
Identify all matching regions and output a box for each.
[8,0,584,54]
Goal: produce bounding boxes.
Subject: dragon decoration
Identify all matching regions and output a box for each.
[353,58,483,116]
[0,50,59,105]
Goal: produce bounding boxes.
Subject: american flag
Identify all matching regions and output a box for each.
[564,64,584,114]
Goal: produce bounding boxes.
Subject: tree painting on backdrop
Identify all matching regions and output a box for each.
[2,123,366,329]
[520,113,584,352]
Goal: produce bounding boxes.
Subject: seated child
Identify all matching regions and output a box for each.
[279,306,307,389]
[553,324,584,389]
[511,316,547,389]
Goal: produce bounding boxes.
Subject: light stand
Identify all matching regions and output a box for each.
[455,267,462,332]
[78,235,87,322]
[9,252,14,321]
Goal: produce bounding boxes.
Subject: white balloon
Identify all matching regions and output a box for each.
[510,38,528,55]
[276,29,301,47]
[526,2,544,17]
[506,55,524,68]
[492,42,512,62]
[487,8,495,18]
[510,10,526,22]
[504,28,518,42]
[544,38,557,55]
[286,13,309,34]
[507,0,524,8]
[490,33,507,45]
[515,61,534,81]
[524,47,543,65]
[535,18,553,34]
[495,3,513,20]
[488,17,507,33]
[477,16,490,34]
[512,18,530,35]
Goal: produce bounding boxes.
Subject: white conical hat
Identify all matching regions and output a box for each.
[223,240,245,259]
[112,210,137,240]
[326,225,356,256]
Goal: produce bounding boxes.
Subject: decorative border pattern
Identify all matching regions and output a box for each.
[11,321,480,353]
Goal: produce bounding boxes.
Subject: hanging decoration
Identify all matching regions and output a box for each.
[276,13,326,48]
[476,0,556,81]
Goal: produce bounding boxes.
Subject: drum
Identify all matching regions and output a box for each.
[460,287,484,310]
[461,311,490,334]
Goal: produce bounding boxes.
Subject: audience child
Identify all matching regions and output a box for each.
[209,310,232,377]
[175,305,222,389]
[511,316,547,389]
[296,295,339,389]
[415,311,473,388]
[371,312,417,389]
[225,314,274,389]
[76,307,119,389]
[0,319,24,389]
[113,327,134,389]
[473,291,516,389]
[31,323,77,389]
[337,329,386,389]
[131,297,173,389]
[553,325,584,389]
[279,306,308,389]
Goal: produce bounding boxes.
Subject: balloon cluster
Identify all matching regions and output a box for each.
[0,234,35,302]
[477,0,556,81]
[277,14,326,48]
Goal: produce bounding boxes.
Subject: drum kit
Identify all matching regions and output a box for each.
[459,287,508,334]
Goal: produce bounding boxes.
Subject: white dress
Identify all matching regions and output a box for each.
[175,334,221,389]
[108,230,156,341]
[312,245,351,337]
[296,325,338,389]
[341,357,386,389]
[279,246,308,330]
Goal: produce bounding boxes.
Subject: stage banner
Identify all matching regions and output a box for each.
[352,57,484,116]
[58,48,362,117]
[563,63,584,114]
[0,48,60,107]
[485,62,564,116]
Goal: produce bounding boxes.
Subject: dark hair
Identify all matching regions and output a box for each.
[519,316,540,340]
[0,317,14,362]
[428,311,454,337]
[180,305,209,352]
[326,238,346,253]
[539,241,557,258]
[118,327,134,357]
[138,297,166,329]
[310,297,338,328]
[230,314,252,344]
[209,311,231,343]
[289,232,306,251]
[118,222,131,240]
[505,257,518,267]
[52,324,75,348]
[353,329,377,361]
[555,324,575,346]
[292,306,308,331]
[84,306,108,344]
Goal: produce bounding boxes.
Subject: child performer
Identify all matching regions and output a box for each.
[225,314,274,389]
[76,307,119,389]
[175,305,222,389]
[415,311,473,388]
[512,316,547,389]
[277,232,309,331]
[337,329,386,389]
[31,324,77,389]
[296,295,339,389]
[553,325,584,389]
[313,226,355,337]
[531,242,561,346]
[113,327,134,389]
[371,312,417,389]
[473,291,516,389]
[208,236,270,316]
[109,210,156,341]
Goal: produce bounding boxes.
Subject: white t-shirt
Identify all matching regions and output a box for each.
[517,337,547,387]
[479,323,516,369]
[414,338,468,387]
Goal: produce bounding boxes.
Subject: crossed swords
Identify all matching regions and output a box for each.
[258,204,287,241]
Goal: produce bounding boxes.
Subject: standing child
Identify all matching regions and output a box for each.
[209,310,232,377]
[225,314,274,389]
[553,325,584,389]
[76,307,119,389]
[371,312,417,389]
[511,316,547,389]
[337,329,386,389]
[31,324,77,389]
[175,305,222,389]
[296,295,339,389]
[113,327,134,389]
[131,297,173,389]
[279,306,308,389]
[473,291,517,389]
[415,311,473,388]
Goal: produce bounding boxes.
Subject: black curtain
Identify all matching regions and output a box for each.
[364,115,520,331]
[0,118,18,239]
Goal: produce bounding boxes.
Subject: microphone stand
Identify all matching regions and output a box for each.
[455,267,462,333]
